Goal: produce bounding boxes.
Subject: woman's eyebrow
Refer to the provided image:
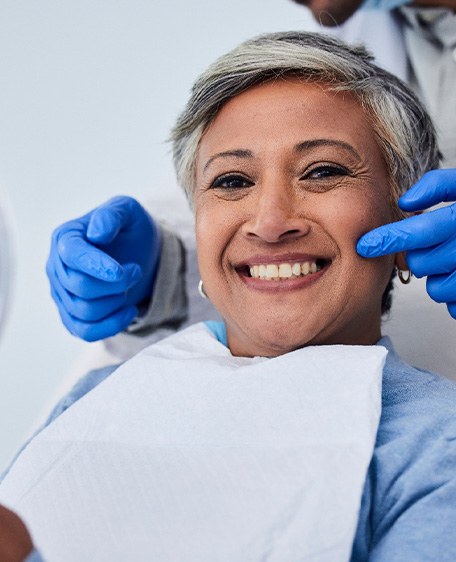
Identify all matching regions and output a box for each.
[294,139,361,160]
[204,149,253,171]
[203,140,360,172]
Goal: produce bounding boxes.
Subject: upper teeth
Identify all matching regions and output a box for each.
[249,261,322,280]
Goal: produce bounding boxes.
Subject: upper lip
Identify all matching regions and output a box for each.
[234,253,333,268]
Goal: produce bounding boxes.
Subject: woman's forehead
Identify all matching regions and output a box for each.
[197,80,380,167]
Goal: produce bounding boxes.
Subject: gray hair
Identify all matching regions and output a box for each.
[170,31,440,210]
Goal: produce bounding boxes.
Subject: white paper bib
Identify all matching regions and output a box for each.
[0,323,386,561]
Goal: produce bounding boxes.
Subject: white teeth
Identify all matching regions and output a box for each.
[248,261,324,280]
[278,263,292,278]
[266,264,279,279]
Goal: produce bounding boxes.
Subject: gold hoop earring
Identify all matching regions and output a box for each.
[198,279,208,299]
[398,269,412,285]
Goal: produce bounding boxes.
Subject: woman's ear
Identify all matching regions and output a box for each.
[395,251,408,272]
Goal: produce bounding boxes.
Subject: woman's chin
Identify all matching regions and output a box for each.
[225,305,381,356]
[227,319,324,358]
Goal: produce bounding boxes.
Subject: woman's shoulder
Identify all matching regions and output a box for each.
[356,339,456,560]
[380,337,456,424]
[377,343,456,459]
[374,337,456,502]
[374,337,456,512]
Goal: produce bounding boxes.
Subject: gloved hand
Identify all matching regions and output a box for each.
[47,196,162,341]
[357,169,456,318]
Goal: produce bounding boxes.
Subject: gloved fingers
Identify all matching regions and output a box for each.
[51,287,138,342]
[57,231,123,281]
[52,258,142,299]
[426,270,456,304]
[86,196,145,244]
[357,204,456,258]
[51,278,130,322]
[406,233,456,278]
[399,169,456,212]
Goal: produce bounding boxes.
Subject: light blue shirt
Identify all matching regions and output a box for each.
[7,322,456,561]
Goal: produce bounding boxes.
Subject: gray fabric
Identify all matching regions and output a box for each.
[399,7,456,167]
[127,223,188,334]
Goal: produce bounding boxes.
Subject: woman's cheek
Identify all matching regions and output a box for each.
[326,191,393,247]
[195,201,231,283]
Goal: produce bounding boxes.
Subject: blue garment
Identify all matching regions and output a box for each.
[4,322,456,561]
[352,340,456,561]
[204,320,227,346]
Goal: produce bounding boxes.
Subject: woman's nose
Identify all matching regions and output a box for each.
[243,185,311,244]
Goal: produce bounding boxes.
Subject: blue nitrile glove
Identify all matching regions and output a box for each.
[46,196,162,341]
[357,169,456,319]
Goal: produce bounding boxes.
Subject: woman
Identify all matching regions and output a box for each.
[1,32,455,561]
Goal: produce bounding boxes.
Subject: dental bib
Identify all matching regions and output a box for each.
[0,323,386,562]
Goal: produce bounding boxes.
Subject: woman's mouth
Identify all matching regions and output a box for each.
[247,258,327,280]
[235,256,331,289]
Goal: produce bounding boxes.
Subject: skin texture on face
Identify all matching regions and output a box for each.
[195,79,402,358]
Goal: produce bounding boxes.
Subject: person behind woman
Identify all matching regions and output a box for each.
[1,31,455,561]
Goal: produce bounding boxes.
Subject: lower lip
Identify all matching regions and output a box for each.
[237,267,328,292]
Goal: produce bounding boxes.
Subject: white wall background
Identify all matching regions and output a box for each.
[0,0,318,471]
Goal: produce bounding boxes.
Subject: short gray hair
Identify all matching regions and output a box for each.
[170,31,440,209]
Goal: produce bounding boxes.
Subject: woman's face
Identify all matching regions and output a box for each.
[195,79,401,357]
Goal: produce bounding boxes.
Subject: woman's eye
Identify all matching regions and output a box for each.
[302,165,349,180]
[211,174,254,189]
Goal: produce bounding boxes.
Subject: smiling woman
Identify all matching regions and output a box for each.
[1,31,455,562]
[195,80,400,357]
[171,32,438,358]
